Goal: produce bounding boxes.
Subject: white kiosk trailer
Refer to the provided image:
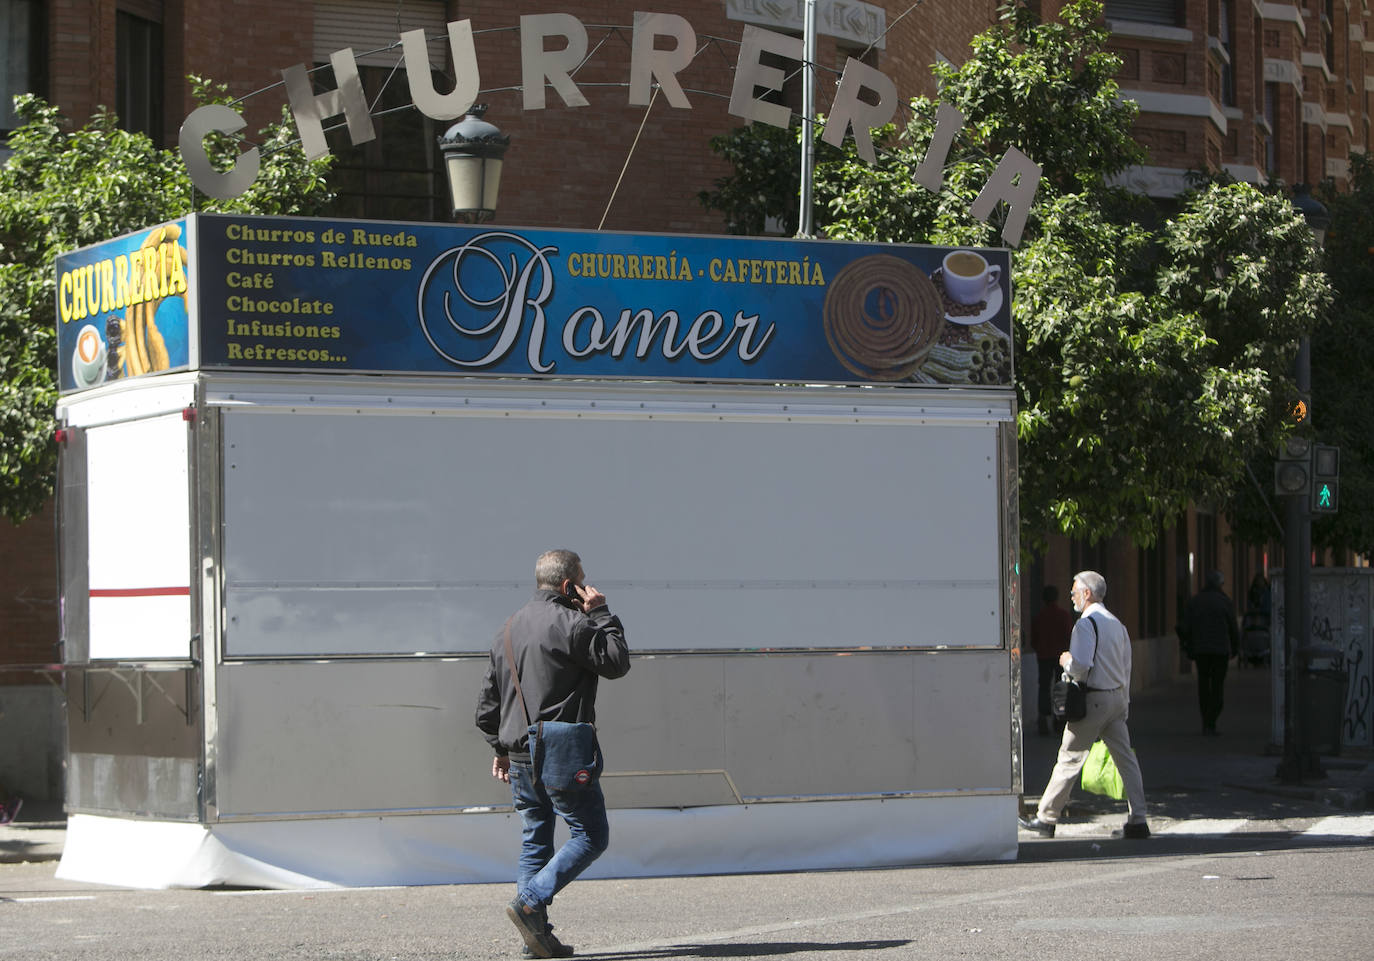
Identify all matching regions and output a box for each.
[52,214,1021,888]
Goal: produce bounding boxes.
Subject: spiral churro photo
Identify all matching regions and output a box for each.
[823,254,945,381]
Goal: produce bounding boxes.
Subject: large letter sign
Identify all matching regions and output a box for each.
[177,12,1044,246]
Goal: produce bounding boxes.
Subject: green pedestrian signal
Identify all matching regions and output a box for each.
[1311,445,1339,514]
[1316,482,1335,510]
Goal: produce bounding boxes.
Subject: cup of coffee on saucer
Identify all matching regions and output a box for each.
[940,249,1001,306]
[72,323,108,388]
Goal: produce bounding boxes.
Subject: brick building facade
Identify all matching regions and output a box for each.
[2,1,1369,798]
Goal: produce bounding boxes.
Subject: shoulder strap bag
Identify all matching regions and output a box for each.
[505,622,604,791]
[1050,615,1098,722]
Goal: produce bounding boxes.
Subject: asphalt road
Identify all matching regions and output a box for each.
[3,665,1370,959]
[2,813,1372,961]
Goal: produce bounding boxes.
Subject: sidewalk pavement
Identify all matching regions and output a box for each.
[3,662,1369,868]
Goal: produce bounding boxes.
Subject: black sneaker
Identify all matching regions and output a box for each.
[1017,815,1055,837]
[507,899,556,959]
[522,937,573,959]
[1112,821,1151,839]
[520,922,573,958]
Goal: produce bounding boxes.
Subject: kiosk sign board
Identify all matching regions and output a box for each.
[57,214,1012,392]
[55,220,194,392]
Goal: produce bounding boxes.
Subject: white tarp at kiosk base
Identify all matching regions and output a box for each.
[58,797,1017,890]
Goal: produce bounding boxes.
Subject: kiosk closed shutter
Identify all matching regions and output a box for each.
[314,0,447,68]
[1103,0,1182,26]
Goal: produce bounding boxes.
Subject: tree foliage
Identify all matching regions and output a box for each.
[0,83,334,522]
[700,0,1332,553]
[1309,155,1374,553]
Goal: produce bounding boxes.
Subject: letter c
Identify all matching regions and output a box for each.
[179,105,261,200]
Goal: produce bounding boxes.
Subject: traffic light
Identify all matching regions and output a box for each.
[1274,436,1312,497]
[1290,392,1312,427]
[1311,444,1339,514]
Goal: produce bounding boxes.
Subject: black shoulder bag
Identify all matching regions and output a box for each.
[1050,615,1098,722]
[504,622,604,790]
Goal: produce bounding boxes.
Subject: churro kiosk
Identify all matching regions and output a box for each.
[52,214,1022,888]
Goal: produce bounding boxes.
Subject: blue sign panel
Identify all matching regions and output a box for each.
[54,221,193,394]
[59,214,1013,391]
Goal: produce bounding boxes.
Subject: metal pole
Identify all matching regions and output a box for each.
[1277,335,1313,783]
[1278,489,1304,782]
[797,0,816,239]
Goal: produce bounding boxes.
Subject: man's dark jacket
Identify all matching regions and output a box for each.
[476,589,630,757]
[1183,586,1239,657]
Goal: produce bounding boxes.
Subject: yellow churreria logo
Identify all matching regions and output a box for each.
[58,224,188,325]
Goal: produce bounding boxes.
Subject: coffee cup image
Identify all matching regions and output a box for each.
[940,249,1001,306]
[72,323,108,388]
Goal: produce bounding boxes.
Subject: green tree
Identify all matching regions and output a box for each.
[0,86,333,522]
[701,0,1330,552]
[1310,155,1374,553]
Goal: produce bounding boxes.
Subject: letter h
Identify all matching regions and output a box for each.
[282,50,378,161]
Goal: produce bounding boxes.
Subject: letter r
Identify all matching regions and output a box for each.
[630,12,695,108]
[521,13,591,110]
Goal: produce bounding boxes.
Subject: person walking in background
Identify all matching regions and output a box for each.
[1182,570,1240,735]
[0,786,21,824]
[476,549,631,959]
[1030,585,1075,736]
[1019,570,1150,839]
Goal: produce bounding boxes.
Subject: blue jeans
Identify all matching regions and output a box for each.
[510,760,610,909]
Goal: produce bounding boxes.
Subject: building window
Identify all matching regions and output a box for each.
[1,0,45,143]
[1104,0,1183,26]
[1195,511,1218,589]
[1263,82,1278,174]
[1137,540,1168,639]
[315,63,443,223]
[1218,0,1235,107]
[116,11,164,144]
[314,1,448,221]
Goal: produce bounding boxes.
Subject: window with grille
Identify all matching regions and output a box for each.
[314,1,447,221]
[1104,0,1183,26]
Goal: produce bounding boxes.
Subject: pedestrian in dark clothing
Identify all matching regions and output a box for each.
[1181,570,1240,735]
[1030,585,1075,736]
[476,549,631,959]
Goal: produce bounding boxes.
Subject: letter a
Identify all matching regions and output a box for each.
[282,49,377,161]
[404,22,480,121]
[969,147,1043,248]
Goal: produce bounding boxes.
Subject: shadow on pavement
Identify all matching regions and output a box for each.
[578,942,910,959]
[1013,830,1374,865]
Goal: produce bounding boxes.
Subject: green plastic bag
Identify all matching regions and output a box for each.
[1081,740,1125,799]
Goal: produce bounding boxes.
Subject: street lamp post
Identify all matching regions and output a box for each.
[437,105,510,223]
[1277,184,1329,784]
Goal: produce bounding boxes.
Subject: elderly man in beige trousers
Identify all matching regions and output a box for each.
[1019,570,1150,838]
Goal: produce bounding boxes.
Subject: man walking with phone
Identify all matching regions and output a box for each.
[476,549,631,958]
